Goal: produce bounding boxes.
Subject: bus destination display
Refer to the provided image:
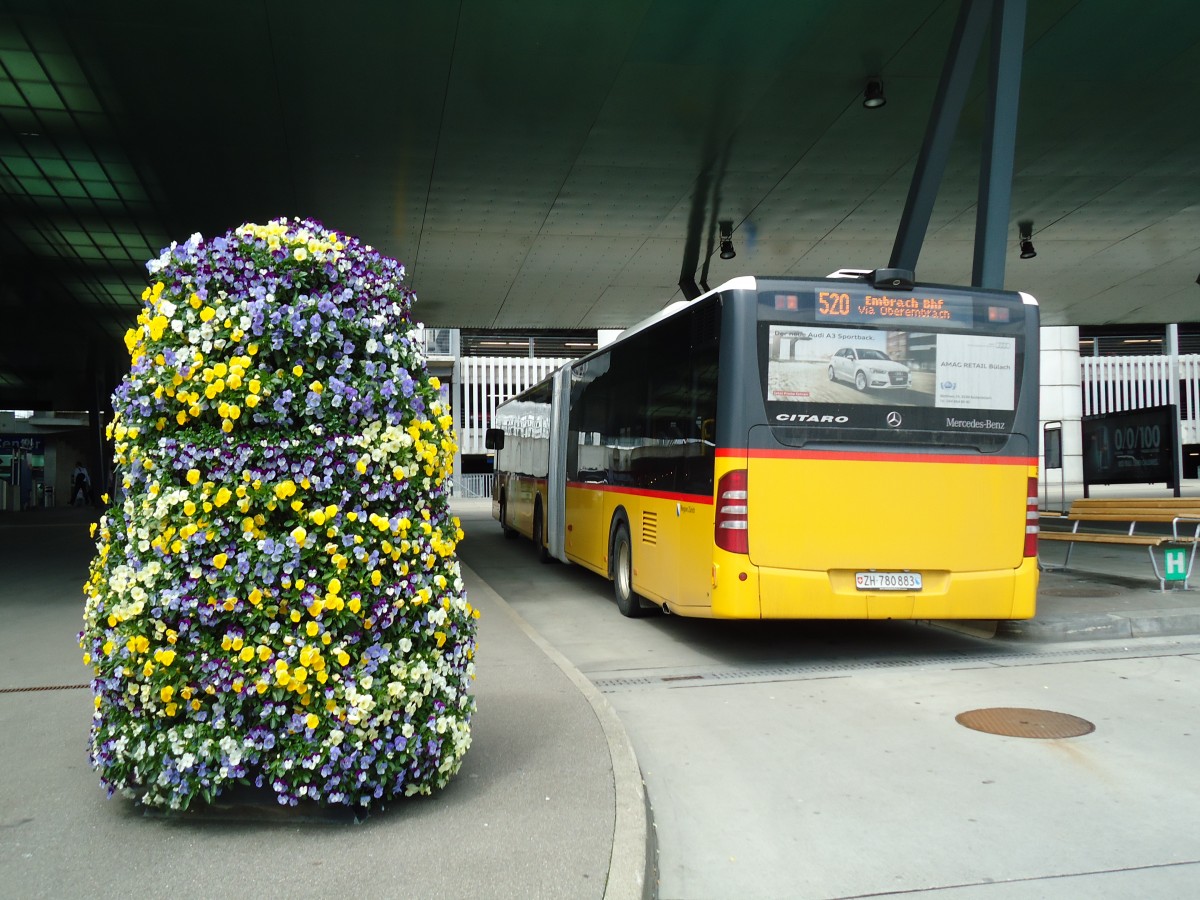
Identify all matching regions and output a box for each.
[814,289,974,328]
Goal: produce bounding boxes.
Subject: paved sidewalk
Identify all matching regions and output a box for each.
[0,506,649,900]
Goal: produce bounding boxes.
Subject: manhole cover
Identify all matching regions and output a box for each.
[955,707,1095,739]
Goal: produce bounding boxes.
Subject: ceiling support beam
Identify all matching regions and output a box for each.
[972,0,1028,288]
[889,0,1031,287]
[889,0,992,274]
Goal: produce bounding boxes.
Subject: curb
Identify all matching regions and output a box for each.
[996,608,1200,641]
[460,562,656,900]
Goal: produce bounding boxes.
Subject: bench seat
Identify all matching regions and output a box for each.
[1039,498,1200,590]
[1040,532,1181,546]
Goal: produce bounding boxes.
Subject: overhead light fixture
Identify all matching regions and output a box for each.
[862,78,886,109]
[1018,220,1037,259]
[719,220,736,260]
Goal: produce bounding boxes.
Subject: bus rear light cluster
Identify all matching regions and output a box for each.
[1024,475,1038,557]
[715,469,749,554]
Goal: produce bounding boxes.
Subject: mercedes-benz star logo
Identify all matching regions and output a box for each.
[886,411,902,428]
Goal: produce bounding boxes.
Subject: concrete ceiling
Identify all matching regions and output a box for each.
[2,0,1199,408]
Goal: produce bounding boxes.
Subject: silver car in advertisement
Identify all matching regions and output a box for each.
[828,347,910,391]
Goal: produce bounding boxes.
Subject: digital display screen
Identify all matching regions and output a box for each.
[771,289,982,328]
[758,286,1026,439]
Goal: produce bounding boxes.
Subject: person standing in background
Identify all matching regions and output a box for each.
[19,451,33,511]
[71,460,91,506]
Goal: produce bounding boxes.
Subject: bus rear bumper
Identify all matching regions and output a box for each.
[712,557,1038,620]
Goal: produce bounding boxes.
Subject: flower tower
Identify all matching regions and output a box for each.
[80,218,477,810]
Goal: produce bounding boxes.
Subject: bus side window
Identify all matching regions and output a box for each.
[484,428,505,451]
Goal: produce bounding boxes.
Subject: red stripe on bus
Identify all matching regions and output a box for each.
[565,482,715,505]
[715,447,1036,466]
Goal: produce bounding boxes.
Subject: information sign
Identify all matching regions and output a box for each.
[1081,405,1179,492]
[1162,547,1188,582]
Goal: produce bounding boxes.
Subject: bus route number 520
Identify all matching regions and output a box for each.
[818,291,851,317]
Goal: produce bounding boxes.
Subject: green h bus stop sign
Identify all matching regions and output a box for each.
[1162,547,1188,583]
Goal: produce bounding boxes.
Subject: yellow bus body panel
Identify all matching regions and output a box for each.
[710,454,1037,620]
[561,455,1037,621]
[747,455,1026,571]
[564,484,717,610]
[496,475,548,543]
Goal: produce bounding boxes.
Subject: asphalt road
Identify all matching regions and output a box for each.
[456,502,1200,900]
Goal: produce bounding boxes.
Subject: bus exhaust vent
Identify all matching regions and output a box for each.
[641,511,658,545]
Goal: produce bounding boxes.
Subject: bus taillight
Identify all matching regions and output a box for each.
[1024,476,1038,557]
[715,469,749,554]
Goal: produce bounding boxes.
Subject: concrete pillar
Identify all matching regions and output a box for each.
[1039,325,1082,507]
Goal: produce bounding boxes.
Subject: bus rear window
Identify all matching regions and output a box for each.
[756,287,1026,443]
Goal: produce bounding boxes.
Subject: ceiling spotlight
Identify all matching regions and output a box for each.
[862,78,886,109]
[719,220,736,260]
[1018,220,1037,259]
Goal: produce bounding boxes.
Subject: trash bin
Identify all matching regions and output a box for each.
[44,485,55,508]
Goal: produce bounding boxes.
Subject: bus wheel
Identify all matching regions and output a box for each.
[499,496,517,539]
[534,504,551,563]
[612,522,648,618]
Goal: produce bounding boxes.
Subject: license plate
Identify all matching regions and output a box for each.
[855,571,922,591]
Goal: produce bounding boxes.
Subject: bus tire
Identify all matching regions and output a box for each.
[611,522,649,618]
[499,494,517,539]
[534,503,551,563]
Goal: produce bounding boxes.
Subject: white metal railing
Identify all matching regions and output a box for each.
[1081,354,1200,444]
[453,473,494,499]
[455,356,574,455]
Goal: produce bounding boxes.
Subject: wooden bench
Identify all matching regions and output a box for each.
[1040,498,1200,590]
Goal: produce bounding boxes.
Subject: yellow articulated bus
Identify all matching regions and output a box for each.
[487,270,1039,619]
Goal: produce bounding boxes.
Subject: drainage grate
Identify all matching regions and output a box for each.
[0,684,90,694]
[1039,585,1124,598]
[589,640,1200,693]
[955,707,1095,739]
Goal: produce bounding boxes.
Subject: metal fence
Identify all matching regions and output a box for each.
[455,356,574,455]
[1081,354,1200,444]
[452,473,494,499]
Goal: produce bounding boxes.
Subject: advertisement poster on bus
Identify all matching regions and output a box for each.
[932,334,1016,410]
[765,326,932,405]
[766,326,1014,408]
